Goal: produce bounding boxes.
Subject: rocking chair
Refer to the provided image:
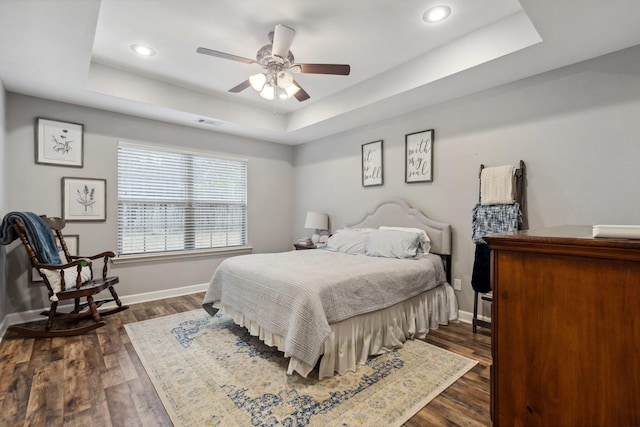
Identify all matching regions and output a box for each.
[5,213,128,337]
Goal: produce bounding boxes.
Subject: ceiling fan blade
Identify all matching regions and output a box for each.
[272,24,296,59]
[196,47,256,64]
[297,63,351,75]
[229,80,251,93]
[292,80,310,102]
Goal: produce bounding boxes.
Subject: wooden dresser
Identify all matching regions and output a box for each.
[484,226,640,427]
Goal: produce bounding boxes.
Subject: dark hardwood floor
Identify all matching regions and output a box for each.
[0,293,492,426]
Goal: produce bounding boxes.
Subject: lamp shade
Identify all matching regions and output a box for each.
[284,84,300,97]
[277,70,294,89]
[249,73,267,91]
[304,211,328,230]
[260,83,275,100]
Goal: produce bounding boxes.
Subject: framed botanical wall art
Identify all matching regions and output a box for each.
[36,118,84,167]
[405,129,434,183]
[362,140,383,187]
[62,177,106,221]
[30,235,79,282]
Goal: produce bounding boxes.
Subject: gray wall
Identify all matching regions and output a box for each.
[4,44,640,321]
[293,45,640,316]
[4,93,295,314]
[0,81,6,324]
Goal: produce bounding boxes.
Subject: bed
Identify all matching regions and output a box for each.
[202,200,457,379]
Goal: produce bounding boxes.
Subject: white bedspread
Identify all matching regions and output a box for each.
[202,250,447,369]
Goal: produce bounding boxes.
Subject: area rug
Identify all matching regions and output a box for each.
[125,310,477,427]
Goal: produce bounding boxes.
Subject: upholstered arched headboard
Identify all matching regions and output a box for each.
[347,199,452,256]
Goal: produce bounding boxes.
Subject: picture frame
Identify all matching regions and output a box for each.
[30,235,79,282]
[35,118,84,167]
[405,129,434,183]
[362,140,384,187]
[62,177,107,221]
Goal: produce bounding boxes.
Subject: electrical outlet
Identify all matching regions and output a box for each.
[453,278,462,291]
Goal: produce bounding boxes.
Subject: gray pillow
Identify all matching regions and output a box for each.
[324,229,370,255]
[365,229,423,259]
[379,226,431,254]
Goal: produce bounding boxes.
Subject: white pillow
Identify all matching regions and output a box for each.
[365,229,423,259]
[324,228,371,255]
[40,265,92,301]
[379,226,431,254]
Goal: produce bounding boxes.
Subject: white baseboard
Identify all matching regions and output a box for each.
[457,309,491,325]
[112,282,209,307]
[0,283,209,343]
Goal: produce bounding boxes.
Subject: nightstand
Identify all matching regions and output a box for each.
[293,243,316,250]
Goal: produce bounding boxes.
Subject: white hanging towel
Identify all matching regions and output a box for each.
[480,165,516,205]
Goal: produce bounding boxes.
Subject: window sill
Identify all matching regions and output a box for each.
[112,246,253,265]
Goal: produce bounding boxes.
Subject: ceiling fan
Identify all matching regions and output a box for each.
[197,24,350,102]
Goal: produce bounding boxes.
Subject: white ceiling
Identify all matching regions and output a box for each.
[1,0,640,145]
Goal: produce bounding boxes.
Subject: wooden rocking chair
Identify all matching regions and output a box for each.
[8,214,128,337]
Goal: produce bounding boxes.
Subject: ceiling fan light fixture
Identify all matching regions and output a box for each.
[423,5,451,23]
[249,73,267,91]
[197,24,351,103]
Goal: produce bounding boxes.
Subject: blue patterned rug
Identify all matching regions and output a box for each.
[125,310,477,426]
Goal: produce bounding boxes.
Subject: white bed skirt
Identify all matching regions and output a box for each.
[217,283,458,379]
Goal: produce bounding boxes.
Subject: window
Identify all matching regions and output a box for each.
[117,142,247,256]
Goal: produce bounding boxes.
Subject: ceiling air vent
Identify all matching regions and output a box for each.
[196,118,223,126]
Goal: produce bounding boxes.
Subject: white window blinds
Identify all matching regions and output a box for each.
[117,142,247,255]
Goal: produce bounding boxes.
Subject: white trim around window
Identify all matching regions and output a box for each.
[117,141,248,258]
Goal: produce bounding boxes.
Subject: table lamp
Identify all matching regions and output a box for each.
[304,211,329,245]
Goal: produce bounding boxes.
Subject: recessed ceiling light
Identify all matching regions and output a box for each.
[423,5,451,23]
[131,44,156,57]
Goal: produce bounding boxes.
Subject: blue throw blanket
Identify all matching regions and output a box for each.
[471,203,521,244]
[0,212,62,265]
[471,203,521,293]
